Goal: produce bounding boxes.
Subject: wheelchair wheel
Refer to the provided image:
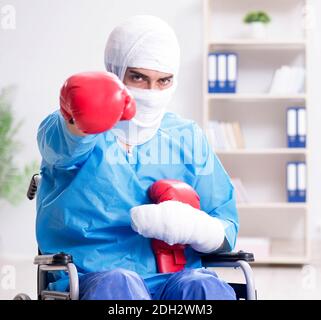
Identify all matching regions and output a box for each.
[13,293,31,300]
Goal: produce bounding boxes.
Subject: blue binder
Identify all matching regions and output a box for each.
[287,107,298,148]
[296,161,306,202]
[297,107,306,148]
[217,53,227,93]
[208,53,218,93]
[226,53,238,93]
[287,162,298,202]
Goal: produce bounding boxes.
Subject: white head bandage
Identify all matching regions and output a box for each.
[104,15,180,145]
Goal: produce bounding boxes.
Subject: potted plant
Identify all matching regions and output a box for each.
[0,87,38,206]
[244,11,271,39]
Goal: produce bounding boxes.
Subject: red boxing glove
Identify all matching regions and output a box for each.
[151,240,187,273]
[148,179,201,273]
[148,179,200,210]
[60,71,136,134]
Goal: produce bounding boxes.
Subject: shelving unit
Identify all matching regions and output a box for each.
[203,0,309,265]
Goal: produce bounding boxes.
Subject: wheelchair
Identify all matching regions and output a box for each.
[14,174,257,300]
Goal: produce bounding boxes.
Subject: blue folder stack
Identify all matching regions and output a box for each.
[287,107,306,148]
[287,162,306,203]
[208,52,238,94]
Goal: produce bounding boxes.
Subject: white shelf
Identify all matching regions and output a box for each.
[208,93,306,101]
[209,39,306,50]
[252,256,309,265]
[216,148,307,155]
[242,239,309,265]
[237,203,307,210]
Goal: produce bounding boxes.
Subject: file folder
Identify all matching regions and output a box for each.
[287,107,297,148]
[217,53,227,93]
[287,162,297,202]
[297,107,306,148]
[208,53,218,93]
[227,53,237,93]
[297,162,306,202]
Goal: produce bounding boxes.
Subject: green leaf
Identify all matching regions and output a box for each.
[244,11,271,24]
[0,87,39,206]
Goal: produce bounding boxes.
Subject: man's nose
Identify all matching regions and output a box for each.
[148,81,159,90]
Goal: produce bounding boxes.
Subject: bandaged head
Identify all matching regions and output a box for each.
[104,15,180,145]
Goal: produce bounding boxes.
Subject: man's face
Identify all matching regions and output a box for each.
[123,67,173,90]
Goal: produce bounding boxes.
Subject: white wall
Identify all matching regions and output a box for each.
[306,0,321,241]
[0,0,320,259]
[0,0,203,257]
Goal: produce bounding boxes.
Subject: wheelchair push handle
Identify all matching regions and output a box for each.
[27,173,40,200]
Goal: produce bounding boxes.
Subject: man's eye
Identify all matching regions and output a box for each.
[159,78,172,86]
[131,75,144,81]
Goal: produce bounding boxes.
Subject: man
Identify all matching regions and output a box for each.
[36,15,238,300]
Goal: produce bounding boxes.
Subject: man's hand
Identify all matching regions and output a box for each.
[60,71,136,134]
[130,200,225,253]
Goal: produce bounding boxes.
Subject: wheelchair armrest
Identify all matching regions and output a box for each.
[198,250,255,263]
[34,253,73,266]
[34,252,79,300]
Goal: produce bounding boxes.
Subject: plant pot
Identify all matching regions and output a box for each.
[249,22,268,39]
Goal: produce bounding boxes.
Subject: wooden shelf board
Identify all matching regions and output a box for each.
[208,93,306,101]
[251,256,309,265]
[237,203,307,210]
[209,39,306,49]
[215,148,307,155]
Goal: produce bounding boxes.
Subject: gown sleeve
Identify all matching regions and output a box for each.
[192,123,239,252]
[37,110,99,170]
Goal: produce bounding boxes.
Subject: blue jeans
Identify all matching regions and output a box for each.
[78,268,236,300]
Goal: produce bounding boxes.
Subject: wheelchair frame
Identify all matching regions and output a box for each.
[14,174,257,300]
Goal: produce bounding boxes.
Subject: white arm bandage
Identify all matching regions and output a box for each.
[130,200,225,253]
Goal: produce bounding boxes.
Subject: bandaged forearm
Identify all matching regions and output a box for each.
[130,200,225,253]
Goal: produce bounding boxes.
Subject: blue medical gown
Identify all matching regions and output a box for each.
[36,110,239,295]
